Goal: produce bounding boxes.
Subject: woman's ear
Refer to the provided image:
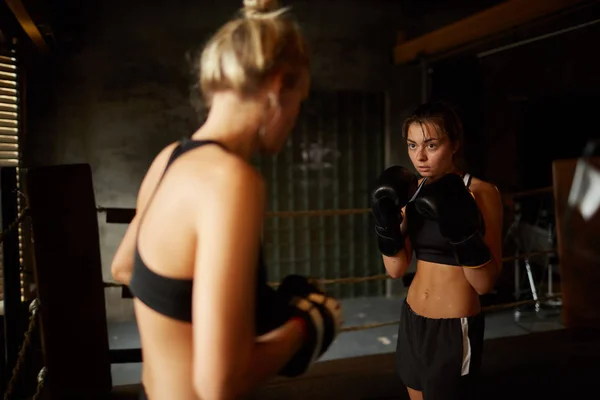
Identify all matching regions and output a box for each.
[452,141,460,155]
[266,71,284,99]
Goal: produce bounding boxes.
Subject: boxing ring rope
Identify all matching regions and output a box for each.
[95,206,374,220]
[101,250,557,289]
[278,248,561,333]
[268,249,557,287]
[99,185,560,333]
[101,246,561,334]
[96,187,554,220]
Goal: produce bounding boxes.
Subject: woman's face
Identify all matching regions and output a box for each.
[406,121,457,178]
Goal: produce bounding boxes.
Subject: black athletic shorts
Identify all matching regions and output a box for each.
[396,299,485,400]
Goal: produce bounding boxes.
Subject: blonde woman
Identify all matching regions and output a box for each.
[111,1,342,398]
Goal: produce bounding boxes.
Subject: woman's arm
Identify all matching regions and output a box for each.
[110,145,176,285]
[192,163,303,400]
[382,206,413,278]
[110,215,140,286]
[463,183,504,295]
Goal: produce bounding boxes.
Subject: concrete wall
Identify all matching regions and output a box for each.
[22,0,504,321]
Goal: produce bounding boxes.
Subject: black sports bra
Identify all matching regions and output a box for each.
[129,138,283,335]
[405,173,473,266]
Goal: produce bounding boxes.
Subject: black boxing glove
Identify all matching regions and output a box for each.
[413,173,491,267]
[276,275,343,377]
[371,166,419,256]
[254,283,290,336]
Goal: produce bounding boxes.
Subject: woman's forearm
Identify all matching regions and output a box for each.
[236,319,304,396]
[383,251,409,278]
[382,235,412,278]
[110,215,139,287]
[197,318,304,400]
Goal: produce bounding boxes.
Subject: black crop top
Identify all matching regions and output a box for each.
[129,138,280,335]
[405,173,473,266]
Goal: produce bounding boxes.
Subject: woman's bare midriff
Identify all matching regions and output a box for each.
[406,260,481,318]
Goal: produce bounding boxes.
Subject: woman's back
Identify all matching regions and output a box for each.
[131,140,256,399]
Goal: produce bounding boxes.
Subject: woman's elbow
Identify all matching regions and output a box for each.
[111,261,131,285]
[469,270,498,295]
[386,268,404,279]
[193,354,249,400]
[472,281,495,296]
[193,381,229,400]
[383,256,408,279]
[193,372,239,400]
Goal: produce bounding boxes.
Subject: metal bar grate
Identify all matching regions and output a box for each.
[258,91,386,299]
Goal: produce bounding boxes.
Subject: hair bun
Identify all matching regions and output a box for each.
[243,0,280,17]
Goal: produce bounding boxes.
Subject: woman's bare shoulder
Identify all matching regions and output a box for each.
[468,176,503,212]
[469,176,499,196]
[169,148,265,212]
[137,142,180,203]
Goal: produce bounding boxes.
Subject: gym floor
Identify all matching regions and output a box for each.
[108,294,564,387]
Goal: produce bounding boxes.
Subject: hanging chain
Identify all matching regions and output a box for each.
[31,367,47,400]
[2,299,44,400]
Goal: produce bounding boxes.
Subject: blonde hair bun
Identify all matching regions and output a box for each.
[199,0,308,106]
[243,0,281,18]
